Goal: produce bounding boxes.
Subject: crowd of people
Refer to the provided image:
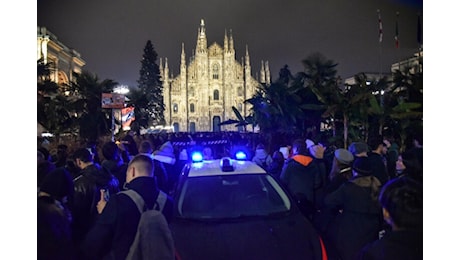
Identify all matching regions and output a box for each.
[37,130,423,259]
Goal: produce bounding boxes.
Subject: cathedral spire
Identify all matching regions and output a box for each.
[224,29,228,52]
[159,57,164,78]
[180,43,186,76]
[260,60,266,83]
[265,61,271,85]
[181,42,186,65]
[229,29,234,52]
[245,45,250,67]
[164,57,169,81]
[196,19,208,54]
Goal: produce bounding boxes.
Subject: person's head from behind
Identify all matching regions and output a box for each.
[256,143,265,150]
[379,177,422,230]
[102,141,120,161]
[272,151,285,163]
[138,140,153,155]
[73,148,93,169]
[291,139,307,156]
[39,167,74,204]
[125,154,155,184]
[368,135,387,155]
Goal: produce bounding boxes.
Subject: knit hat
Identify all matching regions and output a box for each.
[352,157,373,176]
[153,141,176,165]
[334,148,354,165]
[348,142,368,156]
[39,167,74,201]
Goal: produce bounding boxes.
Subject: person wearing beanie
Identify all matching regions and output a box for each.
[323,156,383,260]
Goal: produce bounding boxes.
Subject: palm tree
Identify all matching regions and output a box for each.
[69,71,118,142]
[37,59,76,141]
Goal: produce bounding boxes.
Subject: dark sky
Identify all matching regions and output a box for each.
[37,0,422,87]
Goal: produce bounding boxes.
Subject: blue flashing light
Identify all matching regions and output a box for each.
[191,152,203,162]
[220,157,234,172]
[235,151,247,160]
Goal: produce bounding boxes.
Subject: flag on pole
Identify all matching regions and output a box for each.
[378,10,383,43]
[395,12,399,48]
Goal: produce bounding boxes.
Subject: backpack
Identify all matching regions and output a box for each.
[120,189,175,260]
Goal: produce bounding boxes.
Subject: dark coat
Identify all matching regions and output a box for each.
[266,159,284,179]
[323,176,383,260]
[80,176,174,260]
[357,229,423,260]
[367,152,390,185]
[101,159,128,191]
[280,154,321,219]
[71,164,120,246]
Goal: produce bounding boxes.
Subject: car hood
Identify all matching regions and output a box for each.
[170,213,324,260]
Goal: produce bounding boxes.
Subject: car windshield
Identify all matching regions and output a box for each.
[176,174,291,219]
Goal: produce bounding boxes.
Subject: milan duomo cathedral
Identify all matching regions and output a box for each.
[159,19,271,132]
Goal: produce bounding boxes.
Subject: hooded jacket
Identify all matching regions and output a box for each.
[279,154,320,204]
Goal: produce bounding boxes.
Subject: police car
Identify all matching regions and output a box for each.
[170,150,328,260]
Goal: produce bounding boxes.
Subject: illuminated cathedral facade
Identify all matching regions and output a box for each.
[160,19,271,132]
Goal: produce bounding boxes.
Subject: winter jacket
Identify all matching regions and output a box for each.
[323,175,383,260]
[71,164,120,246]
[368,152,390,185]
[80,176,174,260]
[252,148,273,169]
[280,154,320,206]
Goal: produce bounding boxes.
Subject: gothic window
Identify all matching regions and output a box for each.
[212,63,219,79]
[237,87,243,97]
[173,103,178,113]
[190,103,195,113]
[213,89,219,100]
[189,86,194,96]
[190,122,196,133]
[238,103,243,112]
[212,116,221,132]
[173,122,180,132]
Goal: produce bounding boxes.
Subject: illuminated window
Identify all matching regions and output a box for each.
[190,103,195,113]
[213,90,219,100]
[173,103,178,113]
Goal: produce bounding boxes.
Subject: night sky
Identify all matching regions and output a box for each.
[37,0,422,87]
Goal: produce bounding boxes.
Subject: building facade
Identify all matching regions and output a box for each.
[37,26,86,86]
[161,19,270,132]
